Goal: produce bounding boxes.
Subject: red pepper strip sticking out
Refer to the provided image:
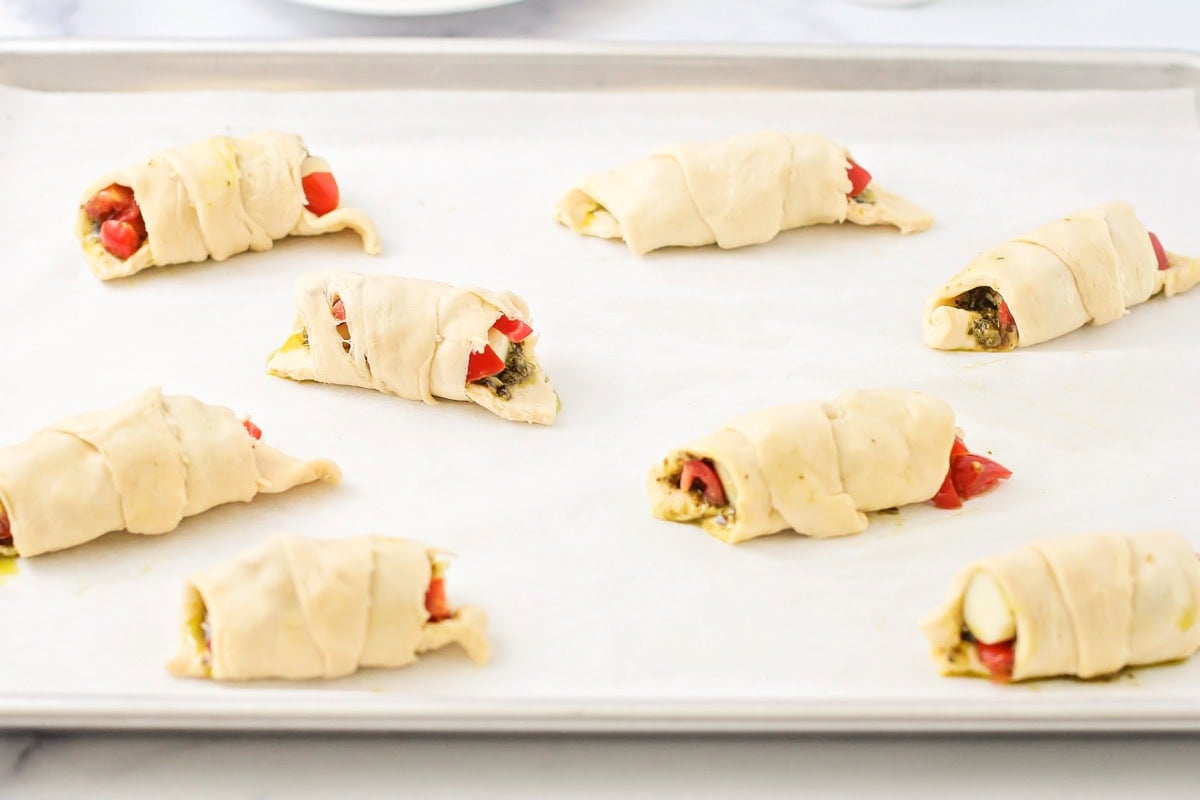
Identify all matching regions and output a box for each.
[0,510,11,546]
[100,220,143,260]
[950,436,970,459]
[466,346,506,383]
[933,436,1011,509]
[934,437,970,508]
[115,204,147,240]
[680,459,727,507]
[86,184,148,260]
[84,184,136,221]
[302,172,340,217]
[492,315,533,343]
[976,639,1015,683]
[997,300,1015,331]
[951,452,1012,501]
[331,297,347,322]
[425,577,452,622]
[931,472,963,510]
[1149,232,1170,271]
[242,420,263,440]
[846,158,872,197]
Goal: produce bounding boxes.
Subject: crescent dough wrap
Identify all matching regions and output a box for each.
[924,202,1200,350]
[0,388,340,557]
[267,272,559,425]
[167,534,490,681]
[78,131,380,280]
[922,531,1200,682]
[554,130,933,254]
[648,389,955,543]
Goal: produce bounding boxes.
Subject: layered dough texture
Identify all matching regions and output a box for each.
[267,272,559,425]
[924,202,1200,350]
[554,130,932,254]
[0,388,339,557]
[78,131,380,280]
[648,389,955,543]
[923,530,1200,681]
[167,534,490,681]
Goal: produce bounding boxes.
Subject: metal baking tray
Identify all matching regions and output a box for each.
[2,40,1199,733]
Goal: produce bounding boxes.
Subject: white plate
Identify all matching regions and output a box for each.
[281,0,526,16]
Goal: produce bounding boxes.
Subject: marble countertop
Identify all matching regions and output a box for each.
[5,731,1200,798]
[3,1,1200,796]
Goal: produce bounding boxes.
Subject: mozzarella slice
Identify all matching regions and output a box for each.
[962,571,1015,644]
[486,327,510,363]
[300,155,331,177]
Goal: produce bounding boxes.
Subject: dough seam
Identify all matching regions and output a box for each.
[1019,236,1125,326]
[1026,545,1072,678]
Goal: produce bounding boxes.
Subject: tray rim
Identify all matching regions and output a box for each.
[10,692,1200,733]
[1,38,1199,93]
[0,37,1196,59]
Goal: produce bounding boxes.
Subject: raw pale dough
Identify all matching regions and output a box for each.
[167,534,490,681]
[0,388,340,557]
[77,131,381,280]
[267,272,559,425]
[554,130,933,254]
[924,202,1200,350]
[647,389,955,543]
[922,530,1200,682]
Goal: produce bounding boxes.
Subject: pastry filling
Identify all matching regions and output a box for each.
[331,294,351,353]
[846,158,874,204]
[0,502,12,557]
[300,156,341,217]
[960,571,1016,683]
[467,315,537,399]
[949,287,1018,352]
[931,436,1012,510]
[185,602,214,673]
[83,184,148,260]
[425,557,455,623]
[470,342,536,400]
[659,457,734,526]
[1149,231,1171,271]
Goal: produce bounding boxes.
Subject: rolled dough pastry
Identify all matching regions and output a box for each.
[554,130,932,254]
[648,389,956,543]
[0,388,339,557]
[267,272,559,425]
[923,530,1200,682]
[924,202,1200,351]
[78,131,380,280]
[167,534,490,681]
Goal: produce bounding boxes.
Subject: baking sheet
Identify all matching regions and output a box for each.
[2,74,1200,731]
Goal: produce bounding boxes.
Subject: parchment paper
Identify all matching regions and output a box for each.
[1,83,1198,724]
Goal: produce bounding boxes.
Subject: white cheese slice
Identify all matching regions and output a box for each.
[963,571,1016,644]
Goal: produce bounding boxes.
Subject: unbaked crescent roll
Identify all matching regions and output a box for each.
[554,130,932,254]
[267,272,559,425]
[0,388,339,558]
[922,530,1200,683]
[647,389,1010,543]
[923,202,1200,351]
[78,131,380,280]
[167,534,490,681]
